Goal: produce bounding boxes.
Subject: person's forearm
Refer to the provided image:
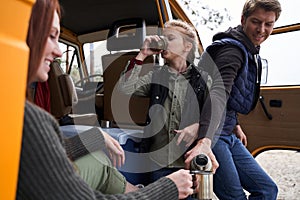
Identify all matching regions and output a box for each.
[21,103,179,200]
[198,73,227,140]
[119,62,152,97]
[135,51,148,61]
[198,46,242,140]
[64,127,105,161]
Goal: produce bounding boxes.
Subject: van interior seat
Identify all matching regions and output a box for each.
[48,60,98,126]
[101,18,154,128]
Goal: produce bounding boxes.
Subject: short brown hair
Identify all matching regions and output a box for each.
[242,0,281,21]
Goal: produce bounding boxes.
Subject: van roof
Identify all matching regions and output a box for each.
[59,0,161,35]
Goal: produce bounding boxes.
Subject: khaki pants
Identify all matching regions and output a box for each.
[74,150,126,194]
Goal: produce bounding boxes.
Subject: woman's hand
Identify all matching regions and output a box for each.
[175,123,199,147]
[234,124,247,146]
[101,130,125,168]
[136,35,163,61]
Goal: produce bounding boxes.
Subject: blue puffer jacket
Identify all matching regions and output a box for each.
[206,37,261,135]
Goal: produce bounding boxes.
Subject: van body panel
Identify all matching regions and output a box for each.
[239,86,300,156]
[0,1,34,199]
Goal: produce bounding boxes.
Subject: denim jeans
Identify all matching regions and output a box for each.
[212,134,278,200]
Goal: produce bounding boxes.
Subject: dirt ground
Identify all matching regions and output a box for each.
[212,150,300,200]
[256,150,300,200]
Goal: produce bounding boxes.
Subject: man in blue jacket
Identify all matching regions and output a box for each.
[185,0,282,199]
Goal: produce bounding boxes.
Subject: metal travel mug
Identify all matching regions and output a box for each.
[190,154,213,200]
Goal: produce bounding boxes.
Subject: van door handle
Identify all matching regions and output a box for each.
[269,99,282,107]
[259,95,273,120]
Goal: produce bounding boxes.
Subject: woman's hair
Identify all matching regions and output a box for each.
[26,0,61,86]
[242,0,282,21]
[164,19,198,63]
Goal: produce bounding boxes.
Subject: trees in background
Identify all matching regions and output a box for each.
[180,0,231,31]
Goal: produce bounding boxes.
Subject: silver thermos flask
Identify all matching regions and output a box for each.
[190,154,213,200]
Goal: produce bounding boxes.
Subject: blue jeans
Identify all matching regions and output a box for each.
[150,167,178,183]
[212,134,278,200]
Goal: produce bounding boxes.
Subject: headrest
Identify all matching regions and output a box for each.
[107,18,146,51]
[48,60,78,119]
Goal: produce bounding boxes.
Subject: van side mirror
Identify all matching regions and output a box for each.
[261,58,268,85]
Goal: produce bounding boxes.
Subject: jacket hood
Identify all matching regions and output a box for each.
[212,25,259,54]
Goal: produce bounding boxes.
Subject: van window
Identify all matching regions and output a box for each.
[58,41,82,85]
[260,30,300,86]
[82,41,108,82]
